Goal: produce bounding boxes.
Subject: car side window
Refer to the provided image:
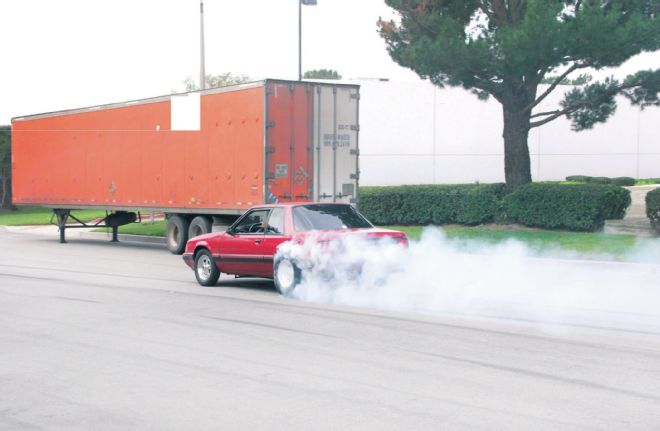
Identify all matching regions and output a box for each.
[266,208,285,235]
[233,209,270,234]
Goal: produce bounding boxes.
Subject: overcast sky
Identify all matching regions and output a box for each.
[1,0,658,125]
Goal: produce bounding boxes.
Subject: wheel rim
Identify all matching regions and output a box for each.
[197,255,213,281]
[276,259,295,292]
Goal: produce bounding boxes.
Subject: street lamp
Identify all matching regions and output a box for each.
[200,1,206,90]
[299,0,317,81]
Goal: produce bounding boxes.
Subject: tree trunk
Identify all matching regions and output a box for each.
[502,105,532,189]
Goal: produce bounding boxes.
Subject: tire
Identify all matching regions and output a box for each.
[166,215,190,255]
[273,255,302,296]
[194,249,220,286]
[188,216,213,239]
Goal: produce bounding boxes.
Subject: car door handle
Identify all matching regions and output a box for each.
[254,239,262,244]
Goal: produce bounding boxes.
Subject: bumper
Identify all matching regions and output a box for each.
[182,253,194,269]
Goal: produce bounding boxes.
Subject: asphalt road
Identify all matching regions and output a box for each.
[1,231,659,430]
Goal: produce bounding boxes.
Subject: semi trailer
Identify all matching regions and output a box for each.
[11,79,360,253]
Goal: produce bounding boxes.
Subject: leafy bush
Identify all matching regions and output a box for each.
[566,175,636,187]
[646,188,660,232]
[589,176,612,184]
[565,175,592,183]
[359,184,505,226]
[611,177,636,186]
[504,183,631,231]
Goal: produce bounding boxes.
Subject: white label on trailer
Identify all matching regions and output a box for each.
[171,93,201,131]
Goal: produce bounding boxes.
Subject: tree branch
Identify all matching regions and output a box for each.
[530,81,639,128]
[521,62,590,114]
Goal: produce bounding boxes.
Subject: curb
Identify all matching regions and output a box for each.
[78,231,166,245]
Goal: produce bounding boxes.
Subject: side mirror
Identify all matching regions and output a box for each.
[226,227,236,236]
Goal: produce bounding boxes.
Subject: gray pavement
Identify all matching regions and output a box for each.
[1,231,660,430]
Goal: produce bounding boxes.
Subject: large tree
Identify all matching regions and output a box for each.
[182,72,251,91]
[0,126,12,209]
[379,0,660,188]
[304,69,343,79]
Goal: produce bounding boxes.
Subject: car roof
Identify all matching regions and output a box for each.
[250,202,352,209]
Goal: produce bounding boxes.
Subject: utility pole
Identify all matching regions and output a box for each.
[299,0,317,81]
[200,0,206,90]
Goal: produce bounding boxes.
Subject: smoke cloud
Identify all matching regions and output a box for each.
[279,228,660,333]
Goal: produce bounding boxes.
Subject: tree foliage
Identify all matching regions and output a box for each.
[183,72,251,91]
[379,0,660,187]
[304,69,343,79]
[0,126,12,209]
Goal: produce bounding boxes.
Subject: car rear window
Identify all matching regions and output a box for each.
[292,204,372,231]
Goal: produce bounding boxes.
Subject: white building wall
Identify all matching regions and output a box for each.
[352,79,660,186]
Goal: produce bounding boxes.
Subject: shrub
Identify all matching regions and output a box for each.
[358,184,505,226]
[589,176,612,184]
[504,183,631,231]
[611,177,636,187]
[565,175,592,183]
[566,175,635,186]
[646,188,660,232]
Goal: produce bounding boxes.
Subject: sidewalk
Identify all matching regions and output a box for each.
[604,185,658,237]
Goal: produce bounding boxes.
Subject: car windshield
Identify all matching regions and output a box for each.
[292,204,372,231]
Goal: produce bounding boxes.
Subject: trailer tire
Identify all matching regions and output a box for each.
[188,216,213,239]
[166,215,190,255]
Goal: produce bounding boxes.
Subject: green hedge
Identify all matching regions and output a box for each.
[646,188,660,232]
[504,183,631,231]
[565,175,636,186]
[359,184,505,226]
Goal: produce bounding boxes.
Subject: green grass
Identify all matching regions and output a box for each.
[0,206,107,226]
[93,220,166,237]
[386,225,657,259]
[635,178,660,186]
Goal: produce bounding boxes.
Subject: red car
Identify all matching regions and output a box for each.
[182,203,408,294]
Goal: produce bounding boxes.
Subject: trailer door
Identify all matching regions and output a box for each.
[265,82,314,204]
[312,85,359,203]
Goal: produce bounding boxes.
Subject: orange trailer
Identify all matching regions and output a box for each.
[11,79,360,253]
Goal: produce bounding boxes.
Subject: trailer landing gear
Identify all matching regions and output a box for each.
[51,209,138,244]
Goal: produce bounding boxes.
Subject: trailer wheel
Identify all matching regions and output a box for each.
[166,215,190,255]
[188,216,213,239]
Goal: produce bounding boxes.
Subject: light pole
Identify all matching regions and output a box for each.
[299,0,317,81]
[200,0,206,90]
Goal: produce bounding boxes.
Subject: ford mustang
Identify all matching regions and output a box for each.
[182,203,408,294]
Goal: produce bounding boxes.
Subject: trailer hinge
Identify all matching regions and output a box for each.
[349,149,359,156]
[266,172,276,180]
[350,93,360,100]
[350,125,360,132]
[266,120,276,128]
[266,146,276,154]
[279,194,293,199]
[295,194,309,199]
[320,193,332,199]
[350,173,360,180]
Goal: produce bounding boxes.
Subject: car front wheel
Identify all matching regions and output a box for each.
[273,256,301,296]
[194,249,220,286]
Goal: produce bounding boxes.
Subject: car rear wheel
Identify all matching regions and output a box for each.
[194,249,220,286]
[273,256,301,296]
